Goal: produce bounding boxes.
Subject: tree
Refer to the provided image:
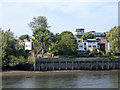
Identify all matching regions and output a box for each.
[51,32,78,55]
[106,26,120,52]
[28,16,50,31]
[54,31,73,42]
[82,32,95,39]
[19,34,30,40]
[32,27,55,57]
[1,29,27,67]
[61,31,73,36]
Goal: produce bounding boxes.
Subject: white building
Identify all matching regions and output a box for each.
[19,38,32,50]
[25,41,32,50]
[74,28,85,39]
[77,39,100,51]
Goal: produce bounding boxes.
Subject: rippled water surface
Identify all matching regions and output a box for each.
[2,71,119,88]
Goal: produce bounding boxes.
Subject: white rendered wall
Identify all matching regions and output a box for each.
[25,42,32,50]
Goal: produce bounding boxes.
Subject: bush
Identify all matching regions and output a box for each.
[106,51,114,59]
[106,51,112,56]
[97,50,104,57]
[27,56,35,64]
[85,49,90,55]
[88,52,95,57]
[8,55,25,66]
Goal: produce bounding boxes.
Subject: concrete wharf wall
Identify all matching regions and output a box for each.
[35,58,120,71]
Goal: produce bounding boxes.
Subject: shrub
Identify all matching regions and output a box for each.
[27,56,35,64]
[97,50,104,57]
[106,51,114,59]
[85,49,90,55]
[106,51,112,56]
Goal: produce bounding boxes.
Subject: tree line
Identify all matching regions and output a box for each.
[1,16,120,68]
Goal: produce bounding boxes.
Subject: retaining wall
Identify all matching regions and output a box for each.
[35,58,120,71]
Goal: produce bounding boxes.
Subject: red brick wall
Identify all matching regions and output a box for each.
[100,39,109,53]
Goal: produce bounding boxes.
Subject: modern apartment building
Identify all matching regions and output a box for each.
[77,39,100,51]
[75,28,110,53]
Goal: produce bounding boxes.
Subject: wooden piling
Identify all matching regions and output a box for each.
[66,61,67,70]
[72,61,73,70]
[46,62,47,71]
[53,61,54,70]
[108,60,109,70]
[39,61,40,71]
[102,61,104,70]
[59,61,61,70]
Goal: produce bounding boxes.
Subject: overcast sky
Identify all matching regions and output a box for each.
[0,1,118,38]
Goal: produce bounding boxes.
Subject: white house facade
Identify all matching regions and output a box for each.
[25,41,32,50]
[77,39,100,51]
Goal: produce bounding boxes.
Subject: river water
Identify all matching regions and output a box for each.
[2,70,119,88]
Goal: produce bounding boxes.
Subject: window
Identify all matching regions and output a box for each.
[84,43,86,45]
[80,40,82,43]
[78,40,82,43]
[93,46,96,48]
[88,45,91,47]
[79,45,83,48]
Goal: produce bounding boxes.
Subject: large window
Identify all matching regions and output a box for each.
[88,45,91,47]
[93,45,96,48]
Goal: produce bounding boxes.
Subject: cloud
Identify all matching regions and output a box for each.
[1,2,118,37]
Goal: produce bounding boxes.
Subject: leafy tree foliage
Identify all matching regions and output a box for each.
[32,27,55,57]
[82,32,95,39]
[19,34,30,40]
[61,31,73,36]
[106,26,120,52]
[1,29,27,67]
[51,32,78,55]
[28,16,50,31]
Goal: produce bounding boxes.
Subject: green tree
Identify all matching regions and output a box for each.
[1,29,26,67]
[32,27,55,57]
[19,34,30,40]
[82,32,95,39]
[28,16,50,31]
[106,26,120,52]
[61,31,73,36]
[51,32,78,55]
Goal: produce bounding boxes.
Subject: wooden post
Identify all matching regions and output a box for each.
[46,62,47,71]
[90,61,92,70]
[108,60,109,70]
[78,61,79,70]
[59,61,61,70]
[39,61,40,71]
[119,60,120,70]
[96,61,98,70]
[72,61,73,70]
[66,61,67,70]
[85,61,86,70]
[53,61,54,71]
[34,61,36,71]
[113,60,115,69]
[102,61,104,70]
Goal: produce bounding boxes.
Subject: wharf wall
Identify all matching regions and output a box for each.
[35,58,120,71]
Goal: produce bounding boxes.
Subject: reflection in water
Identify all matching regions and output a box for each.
[2,71,118,88]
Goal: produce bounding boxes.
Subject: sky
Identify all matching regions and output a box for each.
[0,0,118,38]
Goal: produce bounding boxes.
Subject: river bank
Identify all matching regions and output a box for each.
[2,70,119,76]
